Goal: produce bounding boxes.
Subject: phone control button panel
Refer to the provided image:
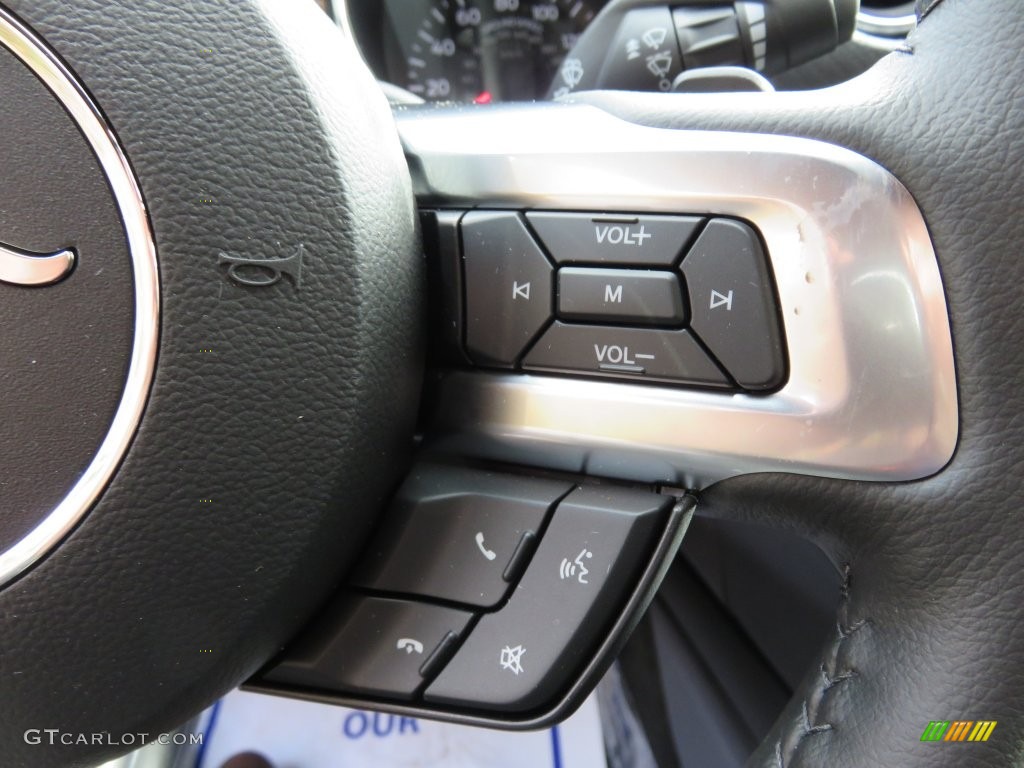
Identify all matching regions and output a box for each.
[262,596,472,701]
[350,466,571,609]
[425,485,669,712]
[255,464,677,718]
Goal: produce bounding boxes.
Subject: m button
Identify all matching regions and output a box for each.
[557,267,685,326]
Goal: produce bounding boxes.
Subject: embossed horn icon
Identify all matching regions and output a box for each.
[219,245,304,288]
[0,242,76,287]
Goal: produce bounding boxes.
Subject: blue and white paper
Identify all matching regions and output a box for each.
[196,689,606,768]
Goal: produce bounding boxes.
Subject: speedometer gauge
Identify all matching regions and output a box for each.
[383,0,605,103]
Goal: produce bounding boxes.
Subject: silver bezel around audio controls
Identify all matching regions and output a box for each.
[397,104,957,488]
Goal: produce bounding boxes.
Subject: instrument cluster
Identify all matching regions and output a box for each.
[345,0,609,103]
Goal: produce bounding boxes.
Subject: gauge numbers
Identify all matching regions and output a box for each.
[390,0,603,103]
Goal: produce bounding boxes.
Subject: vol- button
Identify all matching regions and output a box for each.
[594,342,657,373]
[524,323,731,388]
[462,211,554,367]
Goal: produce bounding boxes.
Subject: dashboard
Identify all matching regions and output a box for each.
[346,0,609,102]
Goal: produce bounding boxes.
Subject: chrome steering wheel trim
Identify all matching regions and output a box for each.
[0,7,159,588]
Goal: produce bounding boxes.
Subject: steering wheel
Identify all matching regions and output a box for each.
[0,0,1019,766]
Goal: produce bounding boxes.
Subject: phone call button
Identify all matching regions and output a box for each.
[352,466,572,608]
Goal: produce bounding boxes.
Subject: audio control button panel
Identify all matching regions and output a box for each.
[436,209,787,392]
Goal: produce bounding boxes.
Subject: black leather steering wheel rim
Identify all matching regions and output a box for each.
[576,0,1024,764]
[3,0,1022,766]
